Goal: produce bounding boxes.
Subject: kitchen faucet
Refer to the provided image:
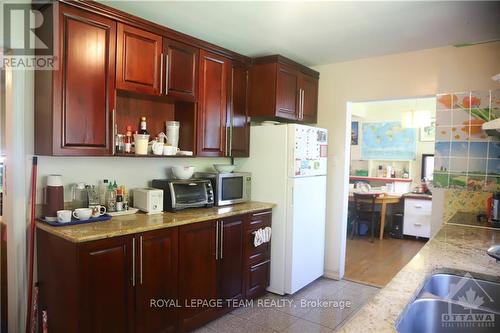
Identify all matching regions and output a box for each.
[487,245,500,261]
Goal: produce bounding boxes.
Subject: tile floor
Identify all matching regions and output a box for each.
[195,278,380,333]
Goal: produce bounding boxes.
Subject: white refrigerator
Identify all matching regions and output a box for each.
[240,123,328,295]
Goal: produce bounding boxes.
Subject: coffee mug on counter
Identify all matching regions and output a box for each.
[152,141,164,155]
[57,210,72,223]
[73,208,93,220]
[89,205,107,218]
[163,145,180,156]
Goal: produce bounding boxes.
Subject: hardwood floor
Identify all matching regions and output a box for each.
[344,237,426,287]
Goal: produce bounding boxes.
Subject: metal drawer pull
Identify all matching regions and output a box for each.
[252,211,271,217]
[132,237,136,286]
[414,205,422,208]
[251,260,270,269]
[139,236,143,285]
[220,221,224,259]
[414,223,422,226]
[215,221,219,260]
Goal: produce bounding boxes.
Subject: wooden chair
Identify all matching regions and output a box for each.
[351,193,380,242]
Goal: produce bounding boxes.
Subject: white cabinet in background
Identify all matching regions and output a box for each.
[403,198,432,238]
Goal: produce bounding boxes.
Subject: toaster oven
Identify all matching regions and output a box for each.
[151,179,214,212]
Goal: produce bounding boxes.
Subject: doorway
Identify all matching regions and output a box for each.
[344,97,435,287]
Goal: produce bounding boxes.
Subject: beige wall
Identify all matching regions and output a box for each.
[313,42,500,279]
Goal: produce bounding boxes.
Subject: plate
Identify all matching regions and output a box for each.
[107,207,139,217]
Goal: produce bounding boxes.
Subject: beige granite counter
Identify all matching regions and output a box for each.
[37,201,275,243]
[339,224,500,332]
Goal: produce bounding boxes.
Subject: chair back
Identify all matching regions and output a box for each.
[353,193,378,220]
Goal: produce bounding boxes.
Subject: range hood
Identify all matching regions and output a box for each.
[482,118,500,136]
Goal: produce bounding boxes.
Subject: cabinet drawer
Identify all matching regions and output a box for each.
[404,199,432,216]
[403,214,431,238]
[244,227,270,266]
[245,260,270,299]
[247,210,272,230]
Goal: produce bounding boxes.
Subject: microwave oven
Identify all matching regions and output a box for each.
[194,172,251,206]
[151,179,214,212]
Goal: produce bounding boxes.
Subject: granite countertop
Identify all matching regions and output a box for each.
[338,224,500,332]
[447,211,500,229]
[402,193,432,200]
[37,201,275,243]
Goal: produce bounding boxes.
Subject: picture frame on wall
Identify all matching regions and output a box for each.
[351,121,359,145]
[420,119,436,142]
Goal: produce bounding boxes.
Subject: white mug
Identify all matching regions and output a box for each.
[90,205,107,218]
[163,145,180,156]
[73,208,93,220]
[57,210,72,223]
[152,141,164,155]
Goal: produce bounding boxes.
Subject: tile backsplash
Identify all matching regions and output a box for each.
[433,89,500,191]
[442,189,491,222]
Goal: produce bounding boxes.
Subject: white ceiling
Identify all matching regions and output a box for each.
[101,1,500,66]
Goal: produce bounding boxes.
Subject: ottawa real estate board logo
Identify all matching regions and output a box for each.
[441,273,496,330]
[2,2,58,70]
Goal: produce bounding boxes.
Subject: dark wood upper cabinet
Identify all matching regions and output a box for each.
[197,50,229,157]
[164,38,198,101]
[79,235,135,333]
[248,55,319,123]
[228,62,250,157]
[276,64,300,120]
[35,3,116,156]
[178,220,218,331]
[300,73,319,123]
[218,216,245,302]
[135,228,178,333]
[116,23,163,95]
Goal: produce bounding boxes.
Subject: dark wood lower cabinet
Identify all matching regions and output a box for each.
[135,228,178,333]
[79,235,135,333]
[218,215,245,303]
[178,220,218,331]
[37,210,271,333]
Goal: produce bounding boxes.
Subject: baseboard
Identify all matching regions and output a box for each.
[323,269,341,280]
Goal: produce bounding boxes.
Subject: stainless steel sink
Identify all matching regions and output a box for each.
[396,272,500,333]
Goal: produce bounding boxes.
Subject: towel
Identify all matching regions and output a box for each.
[254,227,272,247]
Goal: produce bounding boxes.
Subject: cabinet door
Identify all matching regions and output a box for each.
[300,74,319,123]
[164,39,198,101]
[135,228,179,333]
[276,64,300,120]
[79,236,134,333]
[197,50,229,156]
[116,23,162,95]
[228,62,250,157]
[179,220,218,331]
[54,5,115,155]
[245,261,270,299]
[218,216,244,302]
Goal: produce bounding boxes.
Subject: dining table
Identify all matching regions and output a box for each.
[348,191,402,240]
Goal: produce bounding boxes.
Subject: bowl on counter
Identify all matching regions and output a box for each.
[172,166,195,179]
[213,164,237,173]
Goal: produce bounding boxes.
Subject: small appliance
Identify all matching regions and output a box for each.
[194,172,251,206]
[491,192,500,223]
[44,174,64,221]
[151,179,214,212]
[133,188,163,214]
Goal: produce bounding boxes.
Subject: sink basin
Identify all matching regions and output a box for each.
[397,272,500,333]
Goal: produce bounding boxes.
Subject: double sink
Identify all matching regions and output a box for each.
[396,269,500,332]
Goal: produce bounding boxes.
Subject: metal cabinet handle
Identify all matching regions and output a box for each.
[301,89,305,119]
[252,211,271,217]
[220,220,224,259]
[132,237,136,286]
[160,53,164,95]
[165,53,169,94]
[215,221,219,260]
[414,205,422,208]
[225,127,229,157]
[414,223,422,227]
[112,108,116,154]
[297,89,302,119]
[139,235,143,285]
